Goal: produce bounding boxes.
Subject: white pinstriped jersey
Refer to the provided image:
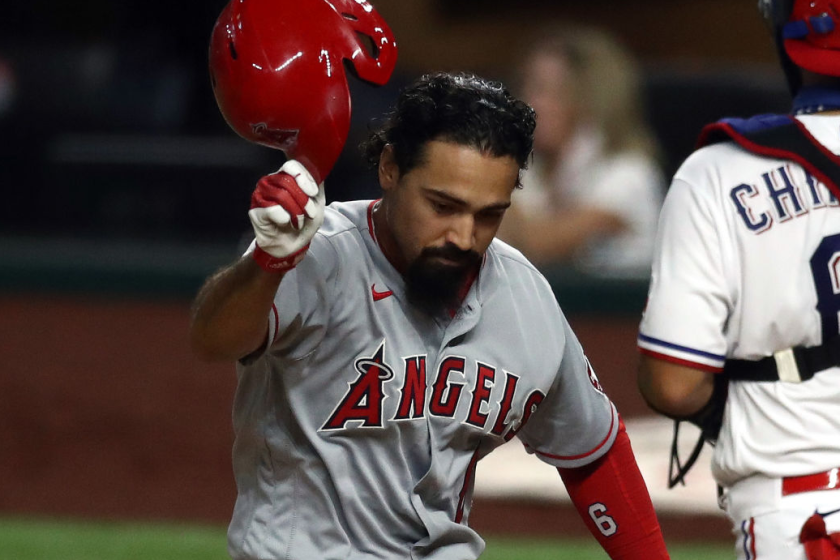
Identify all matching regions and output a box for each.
[639,115,840,488]
[229,200,618,560]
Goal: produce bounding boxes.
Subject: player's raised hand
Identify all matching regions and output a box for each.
[249,160,325,273]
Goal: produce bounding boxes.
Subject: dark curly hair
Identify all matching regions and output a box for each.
[361,72,536,185]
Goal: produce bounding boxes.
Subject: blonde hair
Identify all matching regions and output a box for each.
[527,25,660,159]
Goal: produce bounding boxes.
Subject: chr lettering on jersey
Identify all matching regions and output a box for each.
[730,165,838,233]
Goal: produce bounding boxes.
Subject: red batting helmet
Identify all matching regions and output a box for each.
[759,0,840,91]
[209,0,398,184]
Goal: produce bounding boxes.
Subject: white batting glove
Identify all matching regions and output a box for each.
[248,160,325,273]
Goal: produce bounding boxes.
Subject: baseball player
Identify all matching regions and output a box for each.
[637,1,840,559]
[192,55,670,560]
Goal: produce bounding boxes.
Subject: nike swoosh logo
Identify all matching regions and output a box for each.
[371,284,393,302]
[817,507,840,518]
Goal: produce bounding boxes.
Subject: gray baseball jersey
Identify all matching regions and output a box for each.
[229,200,618,560]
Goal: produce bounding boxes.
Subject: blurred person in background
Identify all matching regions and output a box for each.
[498,25,665,279]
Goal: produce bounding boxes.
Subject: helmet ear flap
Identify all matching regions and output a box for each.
[335,1,398,87]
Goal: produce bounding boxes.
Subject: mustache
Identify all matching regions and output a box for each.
[419,244,482,267]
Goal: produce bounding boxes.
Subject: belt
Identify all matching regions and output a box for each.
[782,468,840,496]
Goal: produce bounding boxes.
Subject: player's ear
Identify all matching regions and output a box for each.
[378,144,400,193]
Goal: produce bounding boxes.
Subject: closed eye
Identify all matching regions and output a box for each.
[479,208,506,219]
[430,199,456,215]
[476,209,506,224]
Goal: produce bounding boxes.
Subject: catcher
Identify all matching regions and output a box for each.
[638,1,840,558]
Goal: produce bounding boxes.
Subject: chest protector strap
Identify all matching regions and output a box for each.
[724,335,840,382]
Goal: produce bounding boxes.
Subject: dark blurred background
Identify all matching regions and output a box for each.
[0,0,790,255]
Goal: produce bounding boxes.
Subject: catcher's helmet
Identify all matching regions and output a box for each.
[209,0,398,184]
[759,0,840,92]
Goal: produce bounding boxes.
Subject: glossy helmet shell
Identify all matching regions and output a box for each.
[209,0,398,184]
[759,0,840,91]
[784,0,840,76]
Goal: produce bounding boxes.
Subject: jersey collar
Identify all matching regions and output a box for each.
[792,86,840,115]
[365,199,486,313]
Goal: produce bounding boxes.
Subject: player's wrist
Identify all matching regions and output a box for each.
[252,244,309,273]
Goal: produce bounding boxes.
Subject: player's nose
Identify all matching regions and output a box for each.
[445,215,476,252]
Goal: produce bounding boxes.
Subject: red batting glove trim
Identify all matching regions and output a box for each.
[252,244,309,273]
[558,417,670,559]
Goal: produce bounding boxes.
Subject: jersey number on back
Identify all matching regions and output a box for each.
[810,233,840,341]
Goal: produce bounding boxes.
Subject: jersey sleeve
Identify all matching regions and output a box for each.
[637,175,732,371]
[248,233,340,362]
[517,312,619,469]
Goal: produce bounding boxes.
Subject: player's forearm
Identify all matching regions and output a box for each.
[637,355,715,418]
[189,255,285,362]
[558,418,670,559]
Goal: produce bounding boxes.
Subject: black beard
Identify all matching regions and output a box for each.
[404,244,482,317]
